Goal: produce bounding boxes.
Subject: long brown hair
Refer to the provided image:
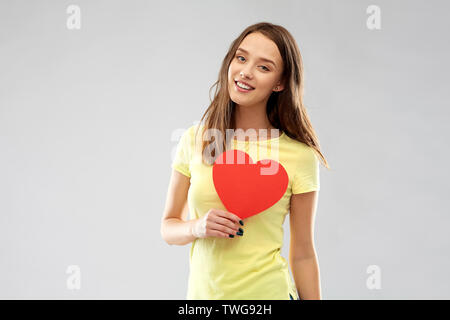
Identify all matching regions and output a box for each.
[195,22,330,170]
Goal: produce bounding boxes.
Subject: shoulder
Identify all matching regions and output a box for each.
[283,133,318,161]
[185,123,203,138]
[187,124,205,148]
[178,123,204,155]
[178,123,200,142]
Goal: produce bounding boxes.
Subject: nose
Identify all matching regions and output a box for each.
[240,68,253,80]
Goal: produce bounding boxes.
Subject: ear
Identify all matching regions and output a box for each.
[274,80,285,92]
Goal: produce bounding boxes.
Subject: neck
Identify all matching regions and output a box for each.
[233,103,275,132]
[232,102,280,140]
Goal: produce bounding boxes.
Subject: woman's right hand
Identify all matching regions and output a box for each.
[191,208,244,239]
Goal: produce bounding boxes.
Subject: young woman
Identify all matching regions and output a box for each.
[161,22,330,300]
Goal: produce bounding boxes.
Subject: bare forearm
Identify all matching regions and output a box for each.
[290,255,322,300]
[161,218,197,246]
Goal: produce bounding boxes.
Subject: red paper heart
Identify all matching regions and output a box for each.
[212,149,288,220]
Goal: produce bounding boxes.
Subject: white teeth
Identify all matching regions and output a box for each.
[236,81,253,90]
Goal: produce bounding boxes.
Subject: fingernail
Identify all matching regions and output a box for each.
[229,234,235,238]
[239,220,244,226]
[238,228,244,233]
[236,231,243,236]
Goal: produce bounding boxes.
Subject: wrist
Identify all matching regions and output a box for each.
[190,219,199,239]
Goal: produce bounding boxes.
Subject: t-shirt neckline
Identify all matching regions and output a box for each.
[233,131,285,143]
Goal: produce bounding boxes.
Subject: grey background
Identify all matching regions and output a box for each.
[1,0,449,299]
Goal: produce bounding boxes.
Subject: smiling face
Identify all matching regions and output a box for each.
[227,32,284,107]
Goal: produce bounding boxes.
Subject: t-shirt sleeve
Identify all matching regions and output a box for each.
[171,127,192,178]
[291,147,320,194]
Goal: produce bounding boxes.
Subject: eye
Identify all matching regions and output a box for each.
[236,55,270,71]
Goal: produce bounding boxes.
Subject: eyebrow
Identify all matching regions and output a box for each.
[236,47,277,68]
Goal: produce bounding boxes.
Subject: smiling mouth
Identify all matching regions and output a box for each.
[234,80,255,90]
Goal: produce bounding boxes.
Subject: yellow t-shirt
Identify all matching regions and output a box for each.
[171,124,320,300]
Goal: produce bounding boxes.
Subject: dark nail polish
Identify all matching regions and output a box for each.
[239,228,244,233]
[229,234,234,238]
[236,231,243,236]
[239,220,244,226]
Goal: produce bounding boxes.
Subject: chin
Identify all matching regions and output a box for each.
[229,93,245,104]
